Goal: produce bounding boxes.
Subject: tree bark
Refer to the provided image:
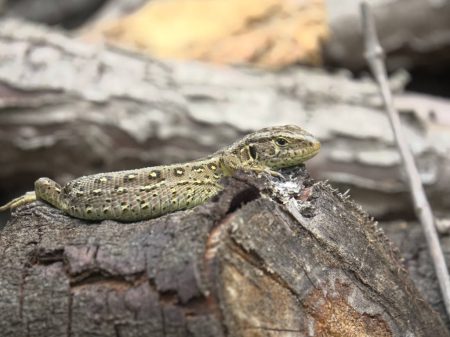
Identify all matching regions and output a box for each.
[384,220,450,331]
[0,166,448,336]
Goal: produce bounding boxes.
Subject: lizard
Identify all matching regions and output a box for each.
[0,125,320,222]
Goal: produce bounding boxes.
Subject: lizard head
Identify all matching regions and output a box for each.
[222,125,320,173]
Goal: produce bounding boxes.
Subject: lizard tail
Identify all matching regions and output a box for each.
[0,191,37,212]
[0,178,64,213]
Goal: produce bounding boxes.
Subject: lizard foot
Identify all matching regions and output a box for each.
[257,168,285,179]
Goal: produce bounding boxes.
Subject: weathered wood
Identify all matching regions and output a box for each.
[385,220,450,331]
[0,166,448,336]
[1,19,450,221]
[324,0,450,72]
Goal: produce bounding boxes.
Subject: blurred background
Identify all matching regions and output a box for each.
[1,0,450,325]
[1,0,450,222]
[1,2,450,230]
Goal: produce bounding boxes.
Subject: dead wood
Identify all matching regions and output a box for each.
[362,2,450,317]
[0,166,448,336]
[324,0,450,72]
[385,220,450,331]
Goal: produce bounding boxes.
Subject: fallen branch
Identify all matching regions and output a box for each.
[360,1,450,318]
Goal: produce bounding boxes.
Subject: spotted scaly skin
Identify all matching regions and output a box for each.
[0,125,320,221]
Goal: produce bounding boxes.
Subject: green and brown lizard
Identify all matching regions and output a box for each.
[0,125,320,221]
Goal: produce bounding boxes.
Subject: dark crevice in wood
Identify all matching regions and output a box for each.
[67,289,73,337]
[19,267,28,320]
[27,247,64,266]
[69,271,147,288]
[226,186,260,215]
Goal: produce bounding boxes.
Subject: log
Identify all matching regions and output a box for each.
[1,19,450,221]
[385,220,450,330]
[0,166,448,336]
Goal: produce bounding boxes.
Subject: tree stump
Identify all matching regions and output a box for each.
[0,166,447,337]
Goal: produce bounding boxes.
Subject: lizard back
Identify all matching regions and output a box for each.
[57,158,223,221]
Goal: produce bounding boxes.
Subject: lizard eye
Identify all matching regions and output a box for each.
[248,145,258,160]
[275,137,288,146]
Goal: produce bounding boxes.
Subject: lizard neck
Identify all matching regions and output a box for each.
[186,149,232,180]
[217,156,235,177]
[217,144,253,177]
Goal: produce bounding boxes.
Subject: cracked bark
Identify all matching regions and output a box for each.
[0,167,448,337]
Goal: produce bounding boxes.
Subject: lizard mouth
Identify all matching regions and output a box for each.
[308,141,321,157]
[299,138,321,161]
[268,141,321,169]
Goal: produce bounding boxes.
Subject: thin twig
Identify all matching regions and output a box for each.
[360,2,450,319]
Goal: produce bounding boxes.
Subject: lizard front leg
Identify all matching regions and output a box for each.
[246,163,285,179]
[259,167,285,179]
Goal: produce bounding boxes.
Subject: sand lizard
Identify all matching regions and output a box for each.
[0,125,320,222]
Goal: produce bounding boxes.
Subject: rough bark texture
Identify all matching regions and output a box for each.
[0,166,448,337]
[384,220,450,331]
[1,18,450,222]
